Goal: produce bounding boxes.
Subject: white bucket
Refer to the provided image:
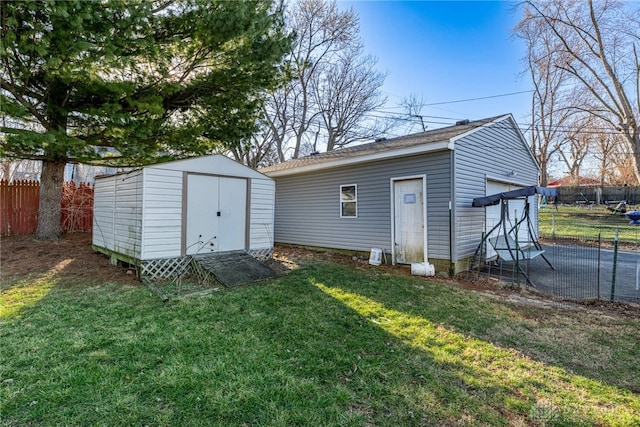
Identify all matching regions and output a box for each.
[369,248,383,265]
[411,262,435,276]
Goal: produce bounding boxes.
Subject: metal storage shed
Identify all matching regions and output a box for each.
[92,155,275,276]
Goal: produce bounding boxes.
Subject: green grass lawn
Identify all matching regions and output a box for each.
[539,205,640,243]
[2,262,639,426]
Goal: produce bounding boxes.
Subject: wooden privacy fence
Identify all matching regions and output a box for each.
[0,180,39,235]
[1,180,94,235]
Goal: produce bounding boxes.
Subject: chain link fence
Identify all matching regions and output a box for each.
[467,231,640,305]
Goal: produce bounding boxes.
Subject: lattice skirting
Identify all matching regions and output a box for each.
[189,258,217,287]
[247,247,273,261]
[140,256,193,280]
[140,248,273,281]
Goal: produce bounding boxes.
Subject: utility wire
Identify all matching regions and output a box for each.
[424,90,534,106]
[362,110,634,137]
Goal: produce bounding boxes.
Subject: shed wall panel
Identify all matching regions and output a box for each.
[273,152,452,260]
[249,179,275,250]
[453,119,539,261]
[112,172,143,259]
[92,177,116,250]
[140,168,183,260]
[93,171,143,259]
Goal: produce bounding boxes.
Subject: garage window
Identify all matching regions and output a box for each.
[340,184,357,218]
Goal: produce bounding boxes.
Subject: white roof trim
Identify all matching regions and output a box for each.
[264,140,451,177]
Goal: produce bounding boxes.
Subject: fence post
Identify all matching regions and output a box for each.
[611,228,619,302]
[0,180,8,234]
[477,231,485,277]
[514,209,520,286]
[597,233,601,301]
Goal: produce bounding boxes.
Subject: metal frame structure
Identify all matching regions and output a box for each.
[472,186,557,286]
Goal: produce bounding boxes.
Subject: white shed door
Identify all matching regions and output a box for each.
[185,175,246,255]
[394,179,425,264]
[216,177,247,252]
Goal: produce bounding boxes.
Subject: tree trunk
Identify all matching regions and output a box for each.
[627,134,640,186]
[539,161,548,187]
[34,159,66,240]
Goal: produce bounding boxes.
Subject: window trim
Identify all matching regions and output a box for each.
[339,184,358,218]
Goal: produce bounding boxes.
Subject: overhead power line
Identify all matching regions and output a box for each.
[363,111,631,137]
[424,90,534,106]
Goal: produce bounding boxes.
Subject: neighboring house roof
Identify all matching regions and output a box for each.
[261,114,512,177]
[547,176,602,187]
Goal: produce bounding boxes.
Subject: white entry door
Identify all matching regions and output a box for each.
[185,175,246,255]
[393,178,425,264]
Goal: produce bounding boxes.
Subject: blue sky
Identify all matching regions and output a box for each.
[339,1,531,133]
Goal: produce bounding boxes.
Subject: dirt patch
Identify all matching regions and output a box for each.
[267,244,423,279]
[0,237,414,285]
[2,234,638,318]
[1,233,139,287]
[268,244,364,272]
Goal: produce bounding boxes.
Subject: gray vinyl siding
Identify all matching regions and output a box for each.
[273,151,452,261]
[453,118,539,261]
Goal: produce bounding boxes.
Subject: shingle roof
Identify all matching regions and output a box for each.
[260,115,508,174]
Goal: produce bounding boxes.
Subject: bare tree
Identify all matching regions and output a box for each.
[601,142,640,185]
[0,159,18,181]
[399,94,428,133]
[0,159,40,181]
[519,0,640,182]
[241,0,389,166]
[312,50,388,151]
[555,116,591,183]
[591,123,621,187]
[228,132,280,170]
[515,11,573,185]
[285,0,359,160]
[595,135,617,187]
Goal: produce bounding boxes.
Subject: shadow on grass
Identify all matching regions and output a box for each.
[318,261,640,393]
[1,261,639,426]
[0,258,74,319]
[299,263,640,425]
